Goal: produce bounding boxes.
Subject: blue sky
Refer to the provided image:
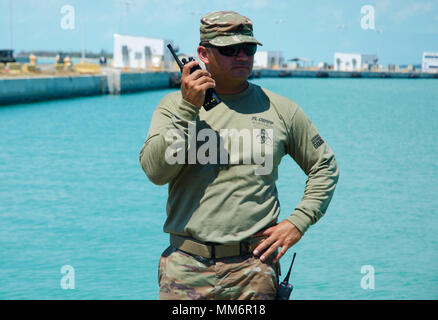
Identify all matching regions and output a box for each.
[1,0,437,65]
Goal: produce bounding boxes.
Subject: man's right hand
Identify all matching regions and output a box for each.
[181,61,216,108]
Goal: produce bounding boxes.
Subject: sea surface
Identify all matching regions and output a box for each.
[0,78,437,299]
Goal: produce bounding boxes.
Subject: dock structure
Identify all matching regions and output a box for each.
[0,74,108,105]
[254,69,438,79]
[0,68,437,106]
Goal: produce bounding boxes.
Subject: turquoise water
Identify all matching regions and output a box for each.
[0,78,437,299]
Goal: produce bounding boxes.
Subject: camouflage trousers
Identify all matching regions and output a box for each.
[158,246,279,300]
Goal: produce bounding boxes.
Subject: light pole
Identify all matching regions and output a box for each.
[121,0,132,34]
[274,19,284,68]
[274,19,284,49]
[81,9,86,62]
[9,0,13,50]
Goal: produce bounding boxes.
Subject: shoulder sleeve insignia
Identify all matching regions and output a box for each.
[311,134,325,150]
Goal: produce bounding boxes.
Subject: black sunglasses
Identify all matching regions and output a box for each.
[201,43,257,57]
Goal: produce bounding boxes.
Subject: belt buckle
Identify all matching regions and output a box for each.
[204,241,216,259]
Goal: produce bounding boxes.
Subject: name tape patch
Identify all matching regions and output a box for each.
[311,134,325,149]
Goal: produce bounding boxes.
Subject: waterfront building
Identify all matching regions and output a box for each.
[288,57,313,69]
[422,52,438,73]
[334,53,378,71]
[254,51,284,69]
[113,34,175,70]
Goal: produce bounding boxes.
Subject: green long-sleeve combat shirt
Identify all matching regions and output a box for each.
[139,82,339,244]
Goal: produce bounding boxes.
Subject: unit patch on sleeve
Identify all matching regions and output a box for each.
[311,134,325,149]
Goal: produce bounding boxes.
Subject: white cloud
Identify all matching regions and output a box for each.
[375,0,392,14]
[393,1,436,23]
[243,0,269,10]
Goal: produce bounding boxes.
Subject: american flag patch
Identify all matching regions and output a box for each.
[311,134,324,149]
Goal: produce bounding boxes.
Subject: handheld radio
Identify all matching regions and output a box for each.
[277,252,297,300]
[167,44,221,111]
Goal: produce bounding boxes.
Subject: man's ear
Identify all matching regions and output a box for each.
[197,46,209,65]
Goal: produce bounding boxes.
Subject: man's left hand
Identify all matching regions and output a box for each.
[252,220,302,264]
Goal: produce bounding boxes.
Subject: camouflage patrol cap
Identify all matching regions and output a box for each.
[200,11,263,47]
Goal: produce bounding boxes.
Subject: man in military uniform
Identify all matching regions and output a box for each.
[139,11,339,300]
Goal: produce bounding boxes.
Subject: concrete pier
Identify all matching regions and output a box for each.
[256,69,438,79]
[0,68,436,106]
[0,75,107,106]
[119,71,177,93]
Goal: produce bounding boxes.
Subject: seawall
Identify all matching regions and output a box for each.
[120,71,176,93]
[0,75,107,106]
[0,69,436,106]
[256,69,438,79]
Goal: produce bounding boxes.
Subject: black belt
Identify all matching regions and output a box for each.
[170,234,266,259]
